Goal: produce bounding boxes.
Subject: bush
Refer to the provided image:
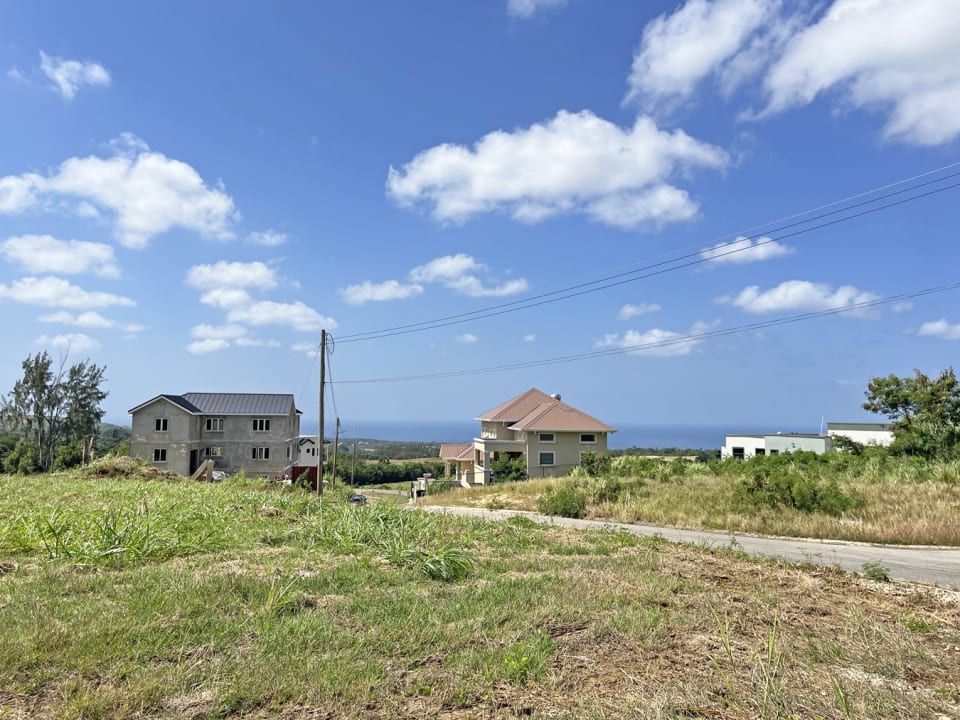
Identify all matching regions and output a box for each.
[490,454,526,483]
[3,440,41,475]
[733,468,863,516]
[580,452,611,477]
[537,483,587,518]
[53,443,84,471]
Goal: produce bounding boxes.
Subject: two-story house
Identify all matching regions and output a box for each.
[128,393,301,477]
[440,388,615,486]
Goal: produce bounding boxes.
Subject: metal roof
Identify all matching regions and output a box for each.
[129,393,297,415]
[182,393,296,415]
[827,422,893,431]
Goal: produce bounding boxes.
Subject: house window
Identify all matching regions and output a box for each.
[152,448,167,463]
[251,447,270,460]
[253,418,271,432]
[208,447,223,457]
[155,418,168,432]
[755,448,766,456]
[538,432,556,443]
[732,447,745,459]
[538,451,555,466]
[580,433,596,444]
[769,449,780,455]
[206,417,224,432]
[286,446,291,461]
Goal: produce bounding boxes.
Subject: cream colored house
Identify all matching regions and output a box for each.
[440,388,616,487]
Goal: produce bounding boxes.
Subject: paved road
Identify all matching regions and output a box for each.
[418,505,960,587]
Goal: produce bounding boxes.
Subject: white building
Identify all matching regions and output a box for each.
[826,422,894,447]
[721,433,832,459]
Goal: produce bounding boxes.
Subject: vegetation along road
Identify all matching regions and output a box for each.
[420,505,960,587]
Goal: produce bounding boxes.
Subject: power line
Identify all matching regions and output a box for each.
[336,174,960,343]
[333,280,960,384]
[325,338,340,420]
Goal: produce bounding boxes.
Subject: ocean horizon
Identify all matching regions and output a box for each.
[297,420,812,450]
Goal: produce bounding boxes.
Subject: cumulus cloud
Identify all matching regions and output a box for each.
[248,230,288,246]
[38,310,114,328]
[340,280,424,306]
[234,337,282,348]
[0,276,135,309]
[699,235,794,264]
[39,51,111,100]
[595,320,717,357]
[1,235,120,278]
[762,0,960,145]
[507,0,566,18]
[523,334,537,342]
[226,300,335,332]
[343,253,528,305]
[291,341,318,357]
[717,279,879,314]
[917,319,960,340]
[626,0,779,108]
[0,134,238,247]
[190,323,248,340]
[618,303,661,320]
[186,338,230,355]
[36,332,100,354]
[456,333,479,344]
[186,261,277,290]
[387,110,728,229]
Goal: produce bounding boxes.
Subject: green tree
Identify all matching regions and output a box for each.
[2,352,108,472]
[863,368,960,459]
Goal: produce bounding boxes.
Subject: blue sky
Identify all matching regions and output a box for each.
[1,0,958,433]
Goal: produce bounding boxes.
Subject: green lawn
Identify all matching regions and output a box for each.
[1,467,958,718]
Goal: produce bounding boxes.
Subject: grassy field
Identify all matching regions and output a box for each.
[1,463,959,718]
[428,455,960,546]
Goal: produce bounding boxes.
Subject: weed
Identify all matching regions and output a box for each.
[536,483,587,518]
[500,632,555,686]
[862,561,891,582]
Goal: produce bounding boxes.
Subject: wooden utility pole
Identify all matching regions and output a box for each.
[331,418,341,490]
[318,329,326,497]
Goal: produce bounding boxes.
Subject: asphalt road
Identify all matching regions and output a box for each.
[418,504,960,587]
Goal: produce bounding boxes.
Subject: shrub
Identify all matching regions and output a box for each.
[580,452,611,477]
[537,483,587,518]
[490,454,526,483]
[53,443,84,471]
[3,440,41,475]
[733,469,863,516]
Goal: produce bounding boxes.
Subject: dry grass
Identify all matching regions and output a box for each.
[427,472,960,545]
[2,473,959,718]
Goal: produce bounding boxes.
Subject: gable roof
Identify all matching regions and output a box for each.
[477,388,615,433]
[440,443,473,461]
[129,393,297,416]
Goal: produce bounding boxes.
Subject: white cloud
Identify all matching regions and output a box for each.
[507,0,566,18]
[340,280,424,306]
[38,310,114,328]
[626,0,779,108]
[409,254,484,283]
[699,235,794,264]
[1,235,120,278]
[200,287,252,310]
[0,134,238,247]
[248,229,288,246]
[6,67,27,84]
[186,338,230,355]
[186,261,277,290]
[0,276,135,309]
[189,323,248,340]
[762,0,960,145]
[124,323,145,334]
[291,341,318,355]
[718,280,879,314]
[444,275,529,298]
[891,302,913,314]
[523,334,536,342]
[226,300,336,333]
[35,332,100,354]
[234,337,282,348]
[456,333,479,344]
[618,303,661,320]
[595,320,716,357]
[39,51,111,100]
[387,110,728,229]
[917,319,960,341]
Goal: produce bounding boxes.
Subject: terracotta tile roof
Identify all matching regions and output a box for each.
[440,443,473,461]
[476,388,559,422]
[477,388,616,433]
[508,402,616,433]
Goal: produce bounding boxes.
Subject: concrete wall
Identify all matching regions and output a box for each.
[764,435,832,455]
[828,427,894,447]
[479,421,520,441]
[721,435,766,459]
[130,400,300,477]
[526,430,609,478]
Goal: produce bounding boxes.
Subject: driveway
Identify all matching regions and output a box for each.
[418,505,960,587]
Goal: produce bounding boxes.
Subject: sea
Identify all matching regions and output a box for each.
[298,421,806,451]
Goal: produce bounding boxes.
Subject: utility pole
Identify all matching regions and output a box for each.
[331,417,341,491]
[318,329,326,497]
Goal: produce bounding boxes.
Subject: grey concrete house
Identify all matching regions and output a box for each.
[129,393,301,476]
